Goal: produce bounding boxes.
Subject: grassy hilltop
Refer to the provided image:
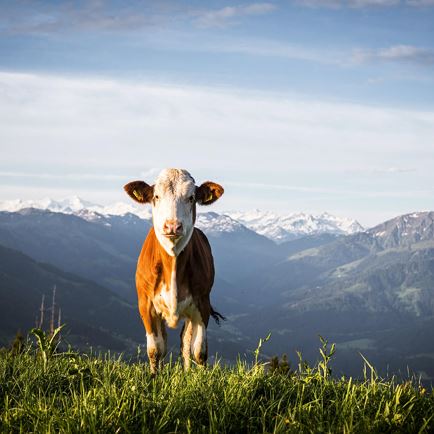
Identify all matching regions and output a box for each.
[1,334,433,433]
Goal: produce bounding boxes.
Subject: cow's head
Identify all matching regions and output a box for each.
[124,168,224,256]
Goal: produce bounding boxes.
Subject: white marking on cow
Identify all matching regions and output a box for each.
[146,332,165,355]
[191,321,207,361]
[152,169,196,257]
[153,262,198,329]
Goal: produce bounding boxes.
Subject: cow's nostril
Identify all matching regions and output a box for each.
[164,220,183,235]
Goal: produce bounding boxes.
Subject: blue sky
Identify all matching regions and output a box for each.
[1,0,434,226]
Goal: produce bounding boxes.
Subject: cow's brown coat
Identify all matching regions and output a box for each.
[136,226,215,333]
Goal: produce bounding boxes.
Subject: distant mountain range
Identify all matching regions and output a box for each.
[227,209,363,243]
[1,198,434,382]
[0,196,364,243]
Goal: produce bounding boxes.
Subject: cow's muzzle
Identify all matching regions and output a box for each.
[163,220,183,238]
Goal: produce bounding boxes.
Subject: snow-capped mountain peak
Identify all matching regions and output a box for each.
[195,212,248,236]
[0,196,152,220]
[0,196,95,213]
[0,197,363,243]
[226,209,364,243]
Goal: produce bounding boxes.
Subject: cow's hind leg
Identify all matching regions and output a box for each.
[191,321,207,366]
[180,319,193,370]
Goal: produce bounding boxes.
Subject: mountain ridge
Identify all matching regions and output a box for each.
[0,196,364,242]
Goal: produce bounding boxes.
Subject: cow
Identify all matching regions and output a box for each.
[124,168,224,374]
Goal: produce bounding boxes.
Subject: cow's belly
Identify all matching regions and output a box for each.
[153,284,200,328]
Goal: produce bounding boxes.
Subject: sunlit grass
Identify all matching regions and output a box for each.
[0,335,433,433]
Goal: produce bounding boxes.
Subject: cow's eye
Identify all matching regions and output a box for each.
[154,195,159,201]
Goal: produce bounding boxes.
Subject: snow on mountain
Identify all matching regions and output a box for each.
[0,197,363,242]
[0,196,152,220]
[195,212,249,236]
[227,210,364,243]
[368,211,434,248]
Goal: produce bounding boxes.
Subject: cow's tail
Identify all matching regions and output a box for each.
[210,306,226,326]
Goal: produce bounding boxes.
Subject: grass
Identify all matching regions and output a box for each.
[0,334,433,433]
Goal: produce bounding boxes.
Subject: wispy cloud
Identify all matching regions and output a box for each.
[0,0,174,35]
[192,3,277,28]
[294,0,434,7]
[353,45,434,65]
[194,37,342,64]
[1,70,433,174]
[0,171,129,181]
[1,1,278,35]
[406,0,434,6]
[371,167,417,174]
[294,0,399,8]
[155,34,434,69]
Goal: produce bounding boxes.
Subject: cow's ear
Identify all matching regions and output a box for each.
[196,181,224,206]
[124,181,154,204]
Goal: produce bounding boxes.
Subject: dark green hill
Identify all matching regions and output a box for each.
[0,243,143,351]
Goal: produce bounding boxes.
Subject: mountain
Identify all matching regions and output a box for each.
[229,212,434,380]
[280,212,434,316]
[368,211,434,249]
[0,196,152,220]
[226,210,363,243]
[0,197,363,242]
[0,208,150,301]
[0,243,143,351]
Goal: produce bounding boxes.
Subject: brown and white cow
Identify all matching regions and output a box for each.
[124,168,224,373]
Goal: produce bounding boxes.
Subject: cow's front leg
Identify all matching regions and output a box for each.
[146,316,167,375]
[191,321,208,366]
[139,297,167,375]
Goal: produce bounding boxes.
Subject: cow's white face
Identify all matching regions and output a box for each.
[124,168,224,256]
[152,169,196,256]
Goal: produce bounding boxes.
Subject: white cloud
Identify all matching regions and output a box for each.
[145,31,432,68]
[0,1,168,34]
[294,0,434,7]
[294,0,400,8]
[198,37,341,64]
[192,3,276,28]
[1,71,433,220]
[379,45,434,63]
[353,45,434,65]
[0,171,128,180]
[1,70,433,167]
[371,167,416,173]
[406,0,434,6]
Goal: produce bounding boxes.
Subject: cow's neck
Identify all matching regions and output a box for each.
[157,232,193,325]
[155,226,194,257]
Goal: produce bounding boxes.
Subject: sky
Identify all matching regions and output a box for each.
[1,0,434,227]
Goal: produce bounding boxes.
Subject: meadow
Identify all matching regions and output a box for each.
[0,331,433,433]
